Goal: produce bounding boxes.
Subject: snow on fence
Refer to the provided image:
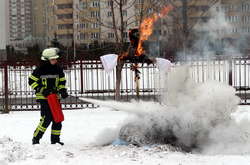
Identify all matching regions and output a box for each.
[0,57,250,111]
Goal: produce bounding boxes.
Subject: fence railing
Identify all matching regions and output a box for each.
[0,61,159,111]
[1,57,250,111]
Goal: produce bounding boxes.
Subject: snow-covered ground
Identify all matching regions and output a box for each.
[1,65,250,165]
[1,106,250,165]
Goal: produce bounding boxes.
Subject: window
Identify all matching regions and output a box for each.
[79,2,87,9]
[107,1,113,6]
[58,24,73,30]
[80,23,88,29]
[57,3,72,9]
[57,14,73,19]
[242,16,250,24]
[137,0,144,4]
[108,11,112,17]
[58,34,73,39]
[232,27,238,33]
[226,15,240,23]
[91,11,100,18]
[123,32,128,38]
[80,33,88,40]
[91,32,100,39]
[108,33,114,38]
[122,0,128,5]
[92,1,100,7]
[122,10,127,16]
[92,23,99,29]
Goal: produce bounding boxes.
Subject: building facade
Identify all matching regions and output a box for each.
[46,0,74,47]
[32,0,47,48]
[9,0,32,47]
[46,0,138,46]
[37,0,250,54]
[100,0,136,43]
[220,0,250,39]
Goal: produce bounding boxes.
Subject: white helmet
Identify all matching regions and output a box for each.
[41,48,60,61]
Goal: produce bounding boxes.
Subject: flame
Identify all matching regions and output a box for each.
[136,5,173,56]
[119,52,128,60]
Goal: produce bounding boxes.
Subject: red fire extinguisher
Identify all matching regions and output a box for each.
[47,93,64,123]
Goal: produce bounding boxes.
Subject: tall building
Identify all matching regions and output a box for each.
[46,0,138,46]
[219,0,250,39]
[32,0,47,48]
[46,0,74,47]
[77,0,101,45]
[9,0,32,48]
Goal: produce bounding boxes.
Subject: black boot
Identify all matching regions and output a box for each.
[51,135,64,145]
[51,141,64,145]
[32,138,40,145]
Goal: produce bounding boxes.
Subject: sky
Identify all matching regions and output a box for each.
[0,0,7,50]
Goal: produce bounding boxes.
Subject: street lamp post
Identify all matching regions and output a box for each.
[73,0,81,61]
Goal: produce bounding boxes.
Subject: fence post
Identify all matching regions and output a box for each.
[228,58,233,86]
[80,60,83,94]
[3,63,9,113]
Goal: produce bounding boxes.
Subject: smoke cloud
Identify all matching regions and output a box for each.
[178,6,245,61]
[79,7,250,155]
[80,65,250,154]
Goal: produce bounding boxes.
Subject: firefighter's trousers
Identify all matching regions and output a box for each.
[33,100,62,143]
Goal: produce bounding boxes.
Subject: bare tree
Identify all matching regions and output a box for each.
[80,0,221,99]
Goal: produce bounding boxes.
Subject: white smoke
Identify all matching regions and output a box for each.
[179,5,244,61]
[80,65,250,154]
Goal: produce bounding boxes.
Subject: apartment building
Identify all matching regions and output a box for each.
[219,0,250,39]
[76,0,101,45]
[9,0,32,48]
[32,0,46,47]
[46,0,74,46]
[46,0,138,46]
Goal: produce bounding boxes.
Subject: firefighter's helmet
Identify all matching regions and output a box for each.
[41,48,60,61]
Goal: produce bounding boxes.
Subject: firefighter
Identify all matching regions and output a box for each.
[29,48,68,145]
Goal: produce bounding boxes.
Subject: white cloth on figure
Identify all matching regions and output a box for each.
[155,58,173,72]
[100,54,118,73]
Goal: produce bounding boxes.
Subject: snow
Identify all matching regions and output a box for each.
[1,65,250,164]
[1,106,250,165]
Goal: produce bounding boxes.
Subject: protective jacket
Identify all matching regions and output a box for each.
[29,62,66,100]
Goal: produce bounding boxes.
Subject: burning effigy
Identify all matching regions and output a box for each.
[100,5,173,98]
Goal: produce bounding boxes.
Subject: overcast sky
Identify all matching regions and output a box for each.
[0,0,7,49]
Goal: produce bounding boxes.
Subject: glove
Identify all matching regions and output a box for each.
[34,86,42,94]
[59,88,69,99]
[34,80,43,94]
[42,89,52,97]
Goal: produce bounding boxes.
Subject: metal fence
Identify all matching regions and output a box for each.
[185,57,250,104]
[1,57,250,111]
[0,61,158,111]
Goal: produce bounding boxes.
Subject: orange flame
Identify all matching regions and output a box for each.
[119,51,128,60]
[136,5,173,56]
